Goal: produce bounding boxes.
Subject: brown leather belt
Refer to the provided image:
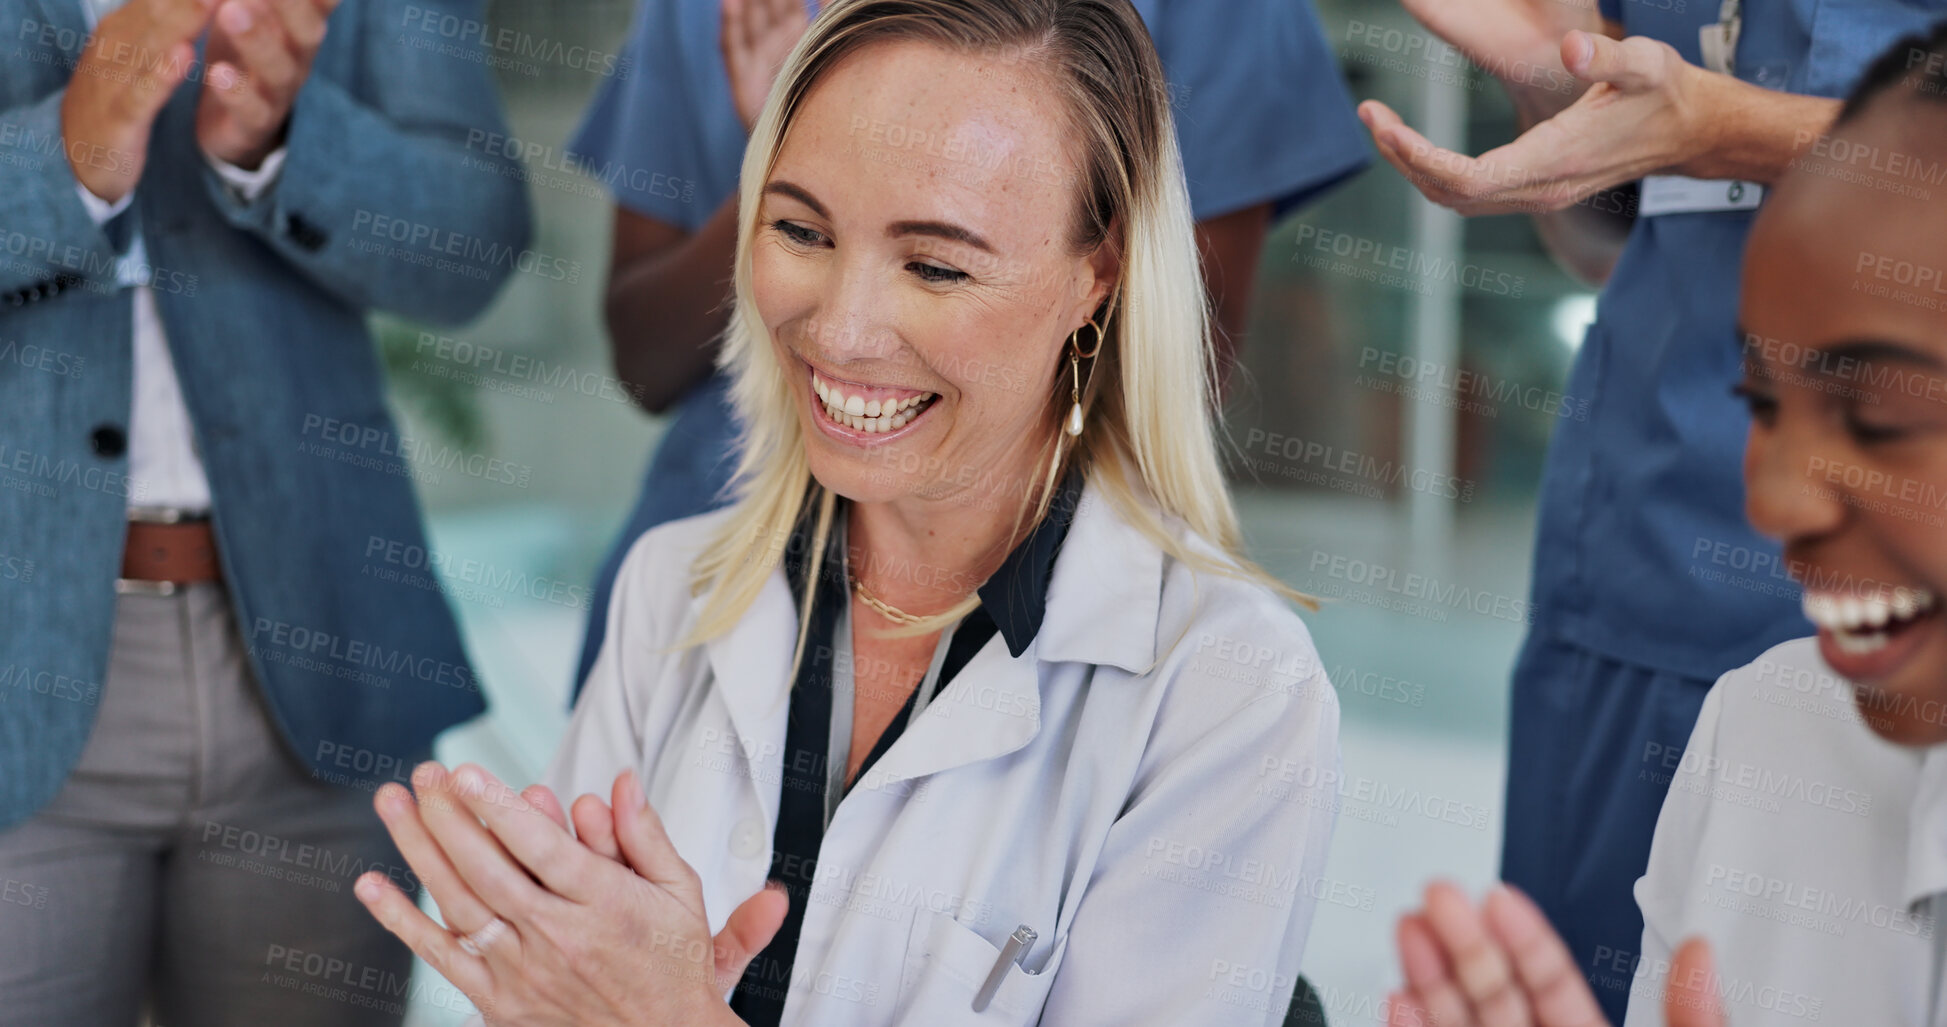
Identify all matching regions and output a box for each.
[121,516,221,588]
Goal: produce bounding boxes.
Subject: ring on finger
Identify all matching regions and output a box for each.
[456,915,511,957]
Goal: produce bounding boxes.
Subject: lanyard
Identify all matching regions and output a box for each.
[822,516,958,830]
[1699,0,1742,76]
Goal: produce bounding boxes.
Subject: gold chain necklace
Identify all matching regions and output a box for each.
[851,579,932,626]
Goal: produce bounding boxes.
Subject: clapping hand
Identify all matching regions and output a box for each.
[1359,31,1717,216]
[195,0,340,170]
[721,0,810,131]
[1394,0,1604,121]
[356,763,787,1026]
[61,0,220,203]
[1386,881,1726,1027]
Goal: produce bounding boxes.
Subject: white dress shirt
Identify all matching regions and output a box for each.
[1626,637,1946,1027]
[533,480,1342,1026]
[75,0,285,513]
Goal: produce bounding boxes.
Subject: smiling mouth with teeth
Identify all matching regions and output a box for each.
[1802,586,1940,655]
[811,369,939,435]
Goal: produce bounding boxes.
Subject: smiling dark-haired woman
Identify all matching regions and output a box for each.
[1386,22,1947,1027]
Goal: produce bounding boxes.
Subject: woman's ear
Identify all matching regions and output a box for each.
[1076,220,1122,327]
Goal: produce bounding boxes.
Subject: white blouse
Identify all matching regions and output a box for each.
[1628,637,1946,1027]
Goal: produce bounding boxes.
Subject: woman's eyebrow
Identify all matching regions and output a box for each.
[764,181,829,219]
[1819,338,1944,370]
[888,220,995,254]
[759,183,994,254]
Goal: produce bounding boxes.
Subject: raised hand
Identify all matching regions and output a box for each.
[196,0,341,170]
[60,0,220,202]
[721,0,810,132]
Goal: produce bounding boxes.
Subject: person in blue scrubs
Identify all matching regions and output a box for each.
[566,0,1371,692]
[1360,0,1947,1019]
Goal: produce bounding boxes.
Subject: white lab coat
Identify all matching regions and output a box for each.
[549,480,1342,1025]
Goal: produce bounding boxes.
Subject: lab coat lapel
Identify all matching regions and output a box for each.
[863,633,1041,787]
[700,565,799,829]
[1034,484,1164,674]
[863,480,1164,786]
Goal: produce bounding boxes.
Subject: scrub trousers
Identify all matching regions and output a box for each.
[1500,627,1711,1025]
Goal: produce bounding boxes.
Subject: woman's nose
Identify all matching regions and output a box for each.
[1745,420,1847,547]
[807,266,901,361]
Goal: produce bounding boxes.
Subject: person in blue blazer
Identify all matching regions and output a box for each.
[0,0,530,1021]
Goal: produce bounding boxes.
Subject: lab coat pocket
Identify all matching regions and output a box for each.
[894,908,1068,1025]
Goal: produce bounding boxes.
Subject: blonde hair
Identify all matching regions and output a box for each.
[680,0,1312,659]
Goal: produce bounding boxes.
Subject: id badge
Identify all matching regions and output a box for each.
[1698,0,1742,75]
[1639,175,1765,216]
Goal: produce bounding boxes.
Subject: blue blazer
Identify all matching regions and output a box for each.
[0,0,532,826]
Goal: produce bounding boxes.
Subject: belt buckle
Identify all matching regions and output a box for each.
[121,507,213,594]
[114,578,180,596]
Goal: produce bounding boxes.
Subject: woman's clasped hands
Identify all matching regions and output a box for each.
[353,762,788,1026]
[1387,882,1726,1027]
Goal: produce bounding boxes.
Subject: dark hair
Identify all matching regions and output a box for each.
[1836,18,1947,124]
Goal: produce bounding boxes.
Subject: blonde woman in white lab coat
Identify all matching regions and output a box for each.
[352,2,1342,1024]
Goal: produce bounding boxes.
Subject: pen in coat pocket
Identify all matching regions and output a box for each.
[971,924,1037,1013]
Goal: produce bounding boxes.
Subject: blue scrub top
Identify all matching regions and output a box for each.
[1536,0,1944,681]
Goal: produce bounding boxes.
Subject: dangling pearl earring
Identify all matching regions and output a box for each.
[1066,314,1103,437]
[1066,349,1085,437]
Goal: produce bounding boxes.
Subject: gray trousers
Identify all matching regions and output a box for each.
[0,584,416,1027]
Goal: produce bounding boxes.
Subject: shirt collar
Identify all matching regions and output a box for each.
[781,497,847,614]
[780,470,1085,658]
